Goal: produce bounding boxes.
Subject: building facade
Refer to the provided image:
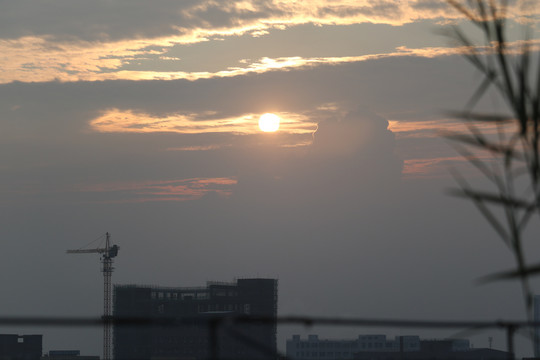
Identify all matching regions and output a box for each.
[286,335,474,360]
[286,335,421,360]
[0,335,42,360]
[113,278,278,360]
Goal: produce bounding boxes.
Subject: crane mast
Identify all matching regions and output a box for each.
[67,232,119,360]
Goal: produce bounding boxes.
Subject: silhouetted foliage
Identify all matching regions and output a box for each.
[445,0,540,320]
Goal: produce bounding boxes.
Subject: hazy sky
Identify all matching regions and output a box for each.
[2,0,540,357]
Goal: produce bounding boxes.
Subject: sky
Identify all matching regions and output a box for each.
[2,0,540,357]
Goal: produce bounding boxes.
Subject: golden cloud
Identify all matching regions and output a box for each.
[89,109,317,135]
[1,0,537,84]
[388,118,517,139]
[0,39,487,84]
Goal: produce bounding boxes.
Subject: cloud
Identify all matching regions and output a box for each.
[89,109,316,136]
[0,1,461,42]
[233,108,403,209]
[0,52,501,191]
[75,177,237,203]
[2,0,536,44]
[388,118,516,139]
[2,0,538,85]
[0,41,486,84]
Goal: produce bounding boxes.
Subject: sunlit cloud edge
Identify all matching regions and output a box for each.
[89,109,317,136]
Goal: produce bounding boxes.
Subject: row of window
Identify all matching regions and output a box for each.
[201,303,250,313]
[295,342,354,349]
[294,342,417,350]
[295,342,383,349]
[155,303,251,314]
[295,351,351,358]
[151,291,210,300]
[150,290,241,300]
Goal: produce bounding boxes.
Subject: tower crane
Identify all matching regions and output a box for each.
[67,232,119,360]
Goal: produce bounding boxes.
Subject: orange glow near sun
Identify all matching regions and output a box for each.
[259,113,280,132]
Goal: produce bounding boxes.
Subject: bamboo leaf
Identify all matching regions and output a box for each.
[446,111,513,122]
[449,188,533,209]
[443,131,524,160]
[477,263,540,283]
[448,172,511,245]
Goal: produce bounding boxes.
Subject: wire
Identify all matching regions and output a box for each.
[73,233,107,251]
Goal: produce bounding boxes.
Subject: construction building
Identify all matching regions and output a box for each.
[0,334,42,360]
[113,278,278,360]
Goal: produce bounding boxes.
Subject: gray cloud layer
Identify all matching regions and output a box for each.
[0,0,456,42]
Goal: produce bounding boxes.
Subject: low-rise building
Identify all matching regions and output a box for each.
[0,334,42,360]
[286,334,421,360]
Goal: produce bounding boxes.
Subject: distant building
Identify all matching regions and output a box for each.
[286,335,421,360]
[286,335,481,360]
[420,339,470,353]
[40,350,99,360]
[354,348,509,360]
[0,334,42,360]
[113,278,278,360]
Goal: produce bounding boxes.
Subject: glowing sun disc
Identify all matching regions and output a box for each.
[259,113,280,132]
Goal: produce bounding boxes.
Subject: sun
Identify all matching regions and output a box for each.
[259,113,280,132]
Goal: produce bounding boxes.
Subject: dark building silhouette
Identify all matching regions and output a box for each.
[0,335,42,360]
[113,278,278,360]
[40,350,99,360]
